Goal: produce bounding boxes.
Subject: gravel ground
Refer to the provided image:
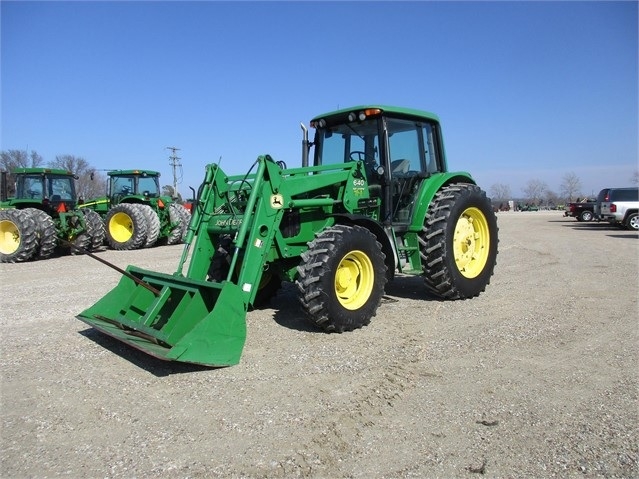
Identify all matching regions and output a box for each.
[1,211,637,478]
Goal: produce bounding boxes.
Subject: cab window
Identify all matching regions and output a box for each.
[386,119,442,174]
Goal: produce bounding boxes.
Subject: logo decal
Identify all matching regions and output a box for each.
[271,194,284,209]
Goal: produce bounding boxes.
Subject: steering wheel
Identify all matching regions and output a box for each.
[349,151,369,162]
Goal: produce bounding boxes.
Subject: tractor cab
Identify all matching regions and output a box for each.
[108,170,161,203]
[310,106,447,226]
[12,168,78,214]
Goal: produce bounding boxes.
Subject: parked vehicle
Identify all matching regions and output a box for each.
[80,170,190,250]
[564,198,597,221]
[0,168,104,263]
[596,187,639,230]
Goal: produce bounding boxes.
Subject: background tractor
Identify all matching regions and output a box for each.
[0,168,105,262]
[80,169,190,250]
[78,105,499,367]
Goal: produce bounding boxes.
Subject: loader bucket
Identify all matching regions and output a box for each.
[76,266,247,367]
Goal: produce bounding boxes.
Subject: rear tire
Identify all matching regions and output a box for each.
[105,203,148,250]
[166,203,187,245]
[626,212,638,231]
[580,210,594,222]
[80,208,106,251]
[138,205,160,247]
[419,183,498,299]
[24,208,57,259]
[0,209,38,263]
[70,214,92,255]
[176,203,191,241]
[296,224,387,332]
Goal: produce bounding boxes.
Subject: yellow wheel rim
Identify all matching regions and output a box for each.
[109,212,134,243]
[0,219,20,255]
[453,207,490,279]
[334,250,374,310]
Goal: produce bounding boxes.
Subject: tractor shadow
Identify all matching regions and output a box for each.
[78,328,217,376]
[78,276,441,375]
[268,275,440,333]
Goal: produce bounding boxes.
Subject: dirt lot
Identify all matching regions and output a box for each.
[1,211,637,478]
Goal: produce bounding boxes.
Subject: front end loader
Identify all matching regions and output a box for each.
[77,105,498,367]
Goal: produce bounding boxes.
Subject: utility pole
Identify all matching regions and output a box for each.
[166,146,181,198]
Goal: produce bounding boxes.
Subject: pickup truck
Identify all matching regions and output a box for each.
[564,198,597,221]
[596,187,639,230]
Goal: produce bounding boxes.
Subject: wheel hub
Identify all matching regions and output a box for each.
[335,251,374,310]
[453,207,490,279]
[109,212,134,242]
[0,220,20,255]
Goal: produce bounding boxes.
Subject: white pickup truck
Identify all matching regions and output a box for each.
[596,187,639,230]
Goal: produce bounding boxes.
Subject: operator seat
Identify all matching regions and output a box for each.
[391,159,410,176]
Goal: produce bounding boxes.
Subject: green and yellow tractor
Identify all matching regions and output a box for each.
[78,105,499,366]
[80,169,190,250]
[0,168,105,262]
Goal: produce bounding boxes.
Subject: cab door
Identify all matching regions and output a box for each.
[384,118,442,224]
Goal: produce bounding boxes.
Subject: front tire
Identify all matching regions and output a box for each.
[252,270,282,308]
[296,224,387,332]
[0,209,38,263]
[419,183,498,299]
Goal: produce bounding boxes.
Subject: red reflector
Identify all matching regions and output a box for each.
[157,199,165,208]
[57,203,67,213]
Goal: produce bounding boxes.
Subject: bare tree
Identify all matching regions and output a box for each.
[162,185,175,197]
[490,183,511,201]
[1,150,45,196]
[559,172,582,202]
[632,170,639,185]
[49,155,104,201]
[523,179,548,205]
[1,149,44,170]
[162,184,183,201]
[545,190,560,209]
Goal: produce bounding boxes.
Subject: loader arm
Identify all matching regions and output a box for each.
[186,155,371,307]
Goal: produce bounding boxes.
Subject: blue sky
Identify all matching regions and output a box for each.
[2,1,637,198]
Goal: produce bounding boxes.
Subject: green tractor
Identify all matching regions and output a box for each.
[0,168,105,263]
[78,105,499,366]
[80,169,190,250]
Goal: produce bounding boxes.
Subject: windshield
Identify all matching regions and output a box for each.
[16,175,75,200]
[316,118,380,170]
[111,175,159,197]
[315,116,442,176]
[138,176,159,197]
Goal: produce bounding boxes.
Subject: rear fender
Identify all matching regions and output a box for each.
[409,172,476,230]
